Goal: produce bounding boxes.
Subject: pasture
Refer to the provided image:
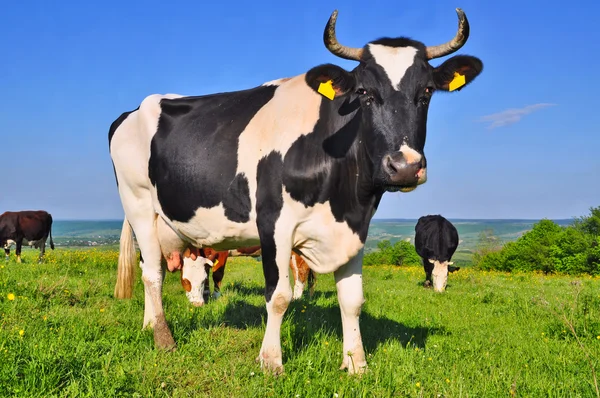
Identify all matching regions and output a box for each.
[1,249,599,397]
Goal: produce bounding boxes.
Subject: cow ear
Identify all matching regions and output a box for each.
[181,278,192,292]
[305,64,356,100]
[432,55,483,92]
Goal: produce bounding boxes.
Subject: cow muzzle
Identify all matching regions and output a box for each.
[430,259,451,292]
[382,150,427,192]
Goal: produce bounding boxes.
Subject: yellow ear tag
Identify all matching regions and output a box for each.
[213,259,219,267]
[318,80,336,100]
[448,72,466,91]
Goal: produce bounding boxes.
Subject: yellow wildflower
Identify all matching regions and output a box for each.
[100,308,105,313]
[7,293,15,301]
[19,330,24,337]
[415,382,421,388]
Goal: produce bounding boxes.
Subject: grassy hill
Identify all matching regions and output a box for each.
[1,249,598,397]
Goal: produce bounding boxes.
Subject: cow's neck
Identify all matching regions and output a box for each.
[314,97,381,242]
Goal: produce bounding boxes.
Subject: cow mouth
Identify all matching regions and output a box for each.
[383,184,418,193]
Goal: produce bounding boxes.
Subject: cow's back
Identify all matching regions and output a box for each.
[414,215,459,262]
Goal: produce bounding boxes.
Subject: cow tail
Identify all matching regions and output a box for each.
[49,226,55,250]
[114,217,137,299]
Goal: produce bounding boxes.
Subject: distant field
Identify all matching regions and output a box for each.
[1,249,598,397]
[47,218,575,254]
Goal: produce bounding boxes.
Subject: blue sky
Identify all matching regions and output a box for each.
[1,0,598,220]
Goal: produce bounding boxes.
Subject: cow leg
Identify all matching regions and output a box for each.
[4,247,9,261]
[203,263,211,301]
[38,238,47,263]
[290,254,304,300]
[423,258,433,288]
[335,248,367,375]
[15,239,23,263]
[212,262,225,299]
[121,194,176,351]
[256,231,293,374]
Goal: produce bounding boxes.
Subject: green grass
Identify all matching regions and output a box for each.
[1,250,599,397]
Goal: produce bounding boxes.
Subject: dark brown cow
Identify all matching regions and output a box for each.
[200,246,316,300]
[0,210,55,263]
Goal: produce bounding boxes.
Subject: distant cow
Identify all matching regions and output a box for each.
[180,255,214,307]
[0,210,55,263]
[414,215,459,292]
[201,246,316,300]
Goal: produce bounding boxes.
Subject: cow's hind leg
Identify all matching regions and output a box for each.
[119,196,176,351]
[423,258,433,288]
[38,238,47,264]
[15,239,23,263]
[4,247,9,261]
[290,254,304,300]
[335,249,367,375]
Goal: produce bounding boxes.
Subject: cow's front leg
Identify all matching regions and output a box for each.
[256,225,293,374]
[4,247,9,261]
[334,248,367,375]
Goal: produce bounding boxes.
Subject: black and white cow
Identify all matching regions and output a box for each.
[109,9,483,374]
[414,214,460,292]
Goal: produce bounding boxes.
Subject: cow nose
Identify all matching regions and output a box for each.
[383,152,424,185]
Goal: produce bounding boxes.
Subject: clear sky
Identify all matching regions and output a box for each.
[1,0,598,220]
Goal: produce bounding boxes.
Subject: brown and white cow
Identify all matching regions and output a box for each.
[0,210,55,263]
[198,246,316,301]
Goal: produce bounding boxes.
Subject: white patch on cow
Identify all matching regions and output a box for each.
[262,77,291,86]
[399,143,422,164]
[429,259,449,292]
[181,256,212,306]
[281,191,364,274]
[172,204,260,250]
[368,44,418,90]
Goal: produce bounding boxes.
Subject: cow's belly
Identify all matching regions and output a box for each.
[166,204,260,251]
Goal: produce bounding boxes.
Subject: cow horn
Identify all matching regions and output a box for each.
[323,10,364,61]
[425,8,470,60]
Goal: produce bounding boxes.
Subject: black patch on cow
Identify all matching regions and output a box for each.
[108,107,139,187]
[414,214,459,262]
[148,86,277,222]
[222,173,251,223]
[256,152,284,302]
[282,99,376,243]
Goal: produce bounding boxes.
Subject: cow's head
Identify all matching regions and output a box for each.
[180,256,214,306]
[305,9,483,193]
[427,259,457,292]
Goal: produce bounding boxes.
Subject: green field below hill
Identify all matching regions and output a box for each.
[1,249,599,397]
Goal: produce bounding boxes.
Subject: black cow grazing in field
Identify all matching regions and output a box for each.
[414,215,460,292]
[109,8,483,374]
[0,210,55,263]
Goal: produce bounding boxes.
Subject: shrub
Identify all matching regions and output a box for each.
[363,239,421,266]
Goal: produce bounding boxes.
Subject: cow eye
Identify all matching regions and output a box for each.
[356,88,367,95]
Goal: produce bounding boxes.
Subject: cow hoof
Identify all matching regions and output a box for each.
[423,280,432,288]
[256,349,284,376]
[340,357,367,376]
[153,315,177,351]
